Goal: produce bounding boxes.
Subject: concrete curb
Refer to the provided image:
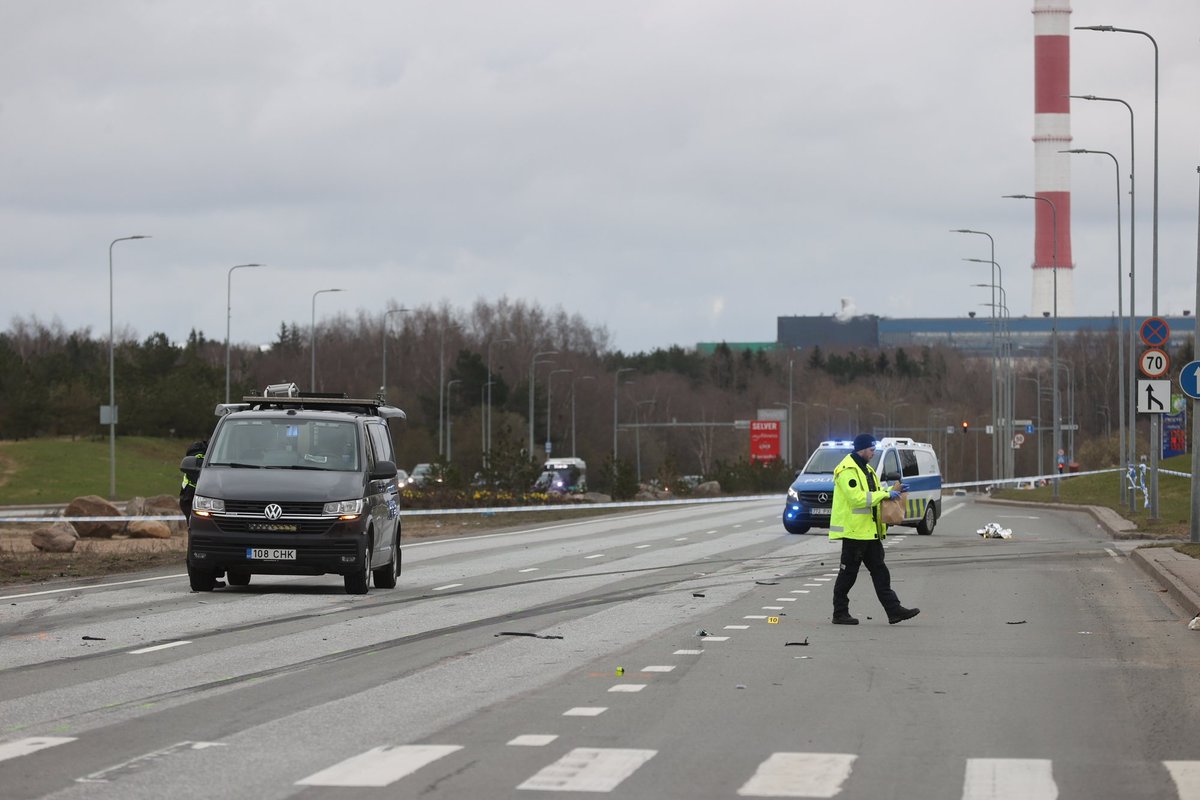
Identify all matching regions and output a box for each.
[1130,547,1200,617]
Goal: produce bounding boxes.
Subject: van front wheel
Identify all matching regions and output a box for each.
[345,541,372,595]
[916,504,936,535]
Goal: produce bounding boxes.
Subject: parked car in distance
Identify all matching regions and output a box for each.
[408,462,440,487]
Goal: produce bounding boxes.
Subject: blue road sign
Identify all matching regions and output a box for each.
[1181,360,1200,400]
[1140,316,1170,347]
[1025,424,1035,434]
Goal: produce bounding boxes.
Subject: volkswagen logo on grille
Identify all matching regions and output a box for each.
[817,493,830,503]
[263,503,283,521]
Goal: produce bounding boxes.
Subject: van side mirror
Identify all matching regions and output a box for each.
[881,471,901,483]
[180,455,201,472]
[372,460,399,480]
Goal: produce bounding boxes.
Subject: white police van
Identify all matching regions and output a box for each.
[782,437,942,535]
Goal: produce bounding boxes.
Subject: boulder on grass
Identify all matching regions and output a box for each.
[66,495,123,538]
[126,520,172,539]
[127,494,186,535]
[31,521,79,552]
[692,481,722,498]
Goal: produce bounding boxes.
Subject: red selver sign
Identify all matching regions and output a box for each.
[749,420,781,463]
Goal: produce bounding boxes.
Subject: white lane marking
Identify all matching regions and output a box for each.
[821,573,838,577]
[962,758,1057,800]
[563,707,607,717]
[733,524,743,528]
[803,584,822,588]
[518,568,539,573]
[635,544,652,549]
[0,737,76,764]
[774,598,797,602]
[1164,761,1200,799]
[509,735,558,747]
[77,741,224,783]
[792,590,811,594]
[701,636,730,642]
[432,583,462,591]
[608,684,646,693]
[744,615,768,620]
[724,625,750,630]
[584,554,605,560]
[674,649,703,655]
[297,744,462,787]
[813,578,833,582]
[518,747,656,792]
[737,752,856,797]
[0,574,184,601]
[706,529,718,534]
[675,537,689,541]
[642,665,675,672]
[763,606,784,611]
[129,641,191,655]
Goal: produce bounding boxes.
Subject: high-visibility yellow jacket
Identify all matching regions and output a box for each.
[829,453,887,540]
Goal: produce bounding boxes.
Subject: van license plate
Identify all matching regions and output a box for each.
[247,548,296,560]
[810,508,831,516]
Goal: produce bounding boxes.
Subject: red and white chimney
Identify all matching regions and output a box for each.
[1031,0,1073,316]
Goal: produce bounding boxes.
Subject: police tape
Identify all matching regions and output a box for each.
[0,494,784,524]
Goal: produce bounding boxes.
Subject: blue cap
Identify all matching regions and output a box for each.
[852,433,876,451]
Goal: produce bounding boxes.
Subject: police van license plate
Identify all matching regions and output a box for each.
[811,508,831,515]
[247,548,296,560]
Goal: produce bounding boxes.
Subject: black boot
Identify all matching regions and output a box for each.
[888,607,920,624]
[832,611,859,625]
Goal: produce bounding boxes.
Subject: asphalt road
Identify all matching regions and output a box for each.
[2,497,1199,799]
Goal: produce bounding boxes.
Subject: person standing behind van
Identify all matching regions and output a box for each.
[829,433,920,626]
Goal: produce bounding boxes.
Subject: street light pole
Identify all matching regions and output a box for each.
[225,263,264,404]
[1005,194,1060,497]
[953,229,1000,482]
[613,367,635,462]
[108,235,150,501]
[634,399,655,483]
[1074,23,1161,510]
[546,369,572,457]
[445,379,461,463]
[485,336,514,468]
[571,375,595,458]
[310,288,345,391]
[1071,93,1137,513]
[528,350,559,457]
[1063,147,1128,504]
[381,306,411,401]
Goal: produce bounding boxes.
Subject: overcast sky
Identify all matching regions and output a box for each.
[2,1,1198,354]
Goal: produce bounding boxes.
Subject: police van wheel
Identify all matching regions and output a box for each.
[345,542,372,595]
[784,524,810,535]
[373,545,398,589]
[916,505,936,536]
[227,569,251,587]
[188,564,217,592]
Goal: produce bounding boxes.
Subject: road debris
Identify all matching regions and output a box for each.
[755,581,779,586]
[785,638,810,646]
[1189,614,1200,630]
[692,592,706,598]
[494,631,564,640]
[977,523,1013,539]
[81,635,106,641]
[1006,620,1027,625]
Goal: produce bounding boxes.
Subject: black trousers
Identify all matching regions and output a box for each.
[832,538,901,615]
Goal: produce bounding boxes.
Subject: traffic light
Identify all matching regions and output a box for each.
[962,420,969,433]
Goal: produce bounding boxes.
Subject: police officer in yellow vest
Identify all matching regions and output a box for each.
[830,433,920,625]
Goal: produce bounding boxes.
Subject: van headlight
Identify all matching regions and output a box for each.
[324,499,364,516]
[192,495,224,513]
[787,487,799,502]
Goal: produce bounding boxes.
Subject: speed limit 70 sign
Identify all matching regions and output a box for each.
[1140,348,1170,379]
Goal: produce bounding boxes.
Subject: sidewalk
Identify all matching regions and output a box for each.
[981,496,1200,616]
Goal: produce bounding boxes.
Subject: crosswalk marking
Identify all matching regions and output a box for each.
[518,747,656,792]
[0,737,76,764]
[674,649,703,655]
[563,707,607,716]
[1165,762,1200,800]
[737,752,856,797]
[962,758,1057,800]
[129,641,191,654]
[295,744,461,787]
[642,665,675,672]
[508,735,558,747]
[608,684,646,693]
[725,625,750,630]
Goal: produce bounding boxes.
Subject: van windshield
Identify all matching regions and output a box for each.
[801,447,882,474]
[208,419,360,471]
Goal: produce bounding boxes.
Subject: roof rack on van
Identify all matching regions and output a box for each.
[213,384,406,420]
